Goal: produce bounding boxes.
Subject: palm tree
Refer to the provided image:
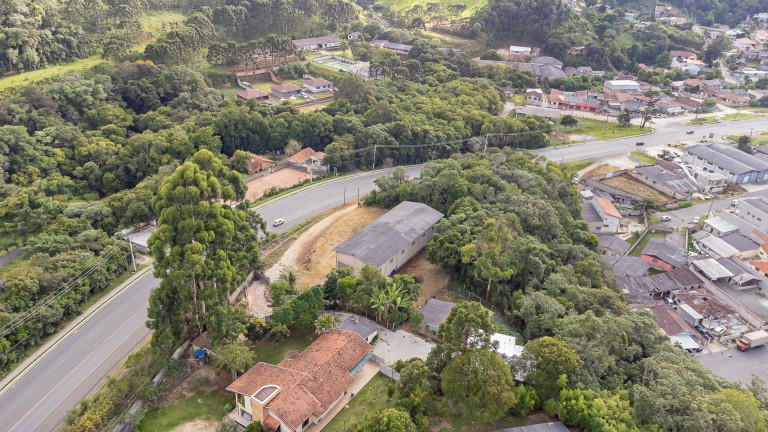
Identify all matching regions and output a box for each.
[370,286,388,324]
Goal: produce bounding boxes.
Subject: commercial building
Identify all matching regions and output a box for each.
[333,201,444,276]
[682,144,768,184]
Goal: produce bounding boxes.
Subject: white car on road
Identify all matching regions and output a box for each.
[272,218,285,227]
[659,215,672,222]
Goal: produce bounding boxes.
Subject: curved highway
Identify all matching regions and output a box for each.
[0,166,423,432]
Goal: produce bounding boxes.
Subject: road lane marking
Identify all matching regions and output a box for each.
[7,302,149,432]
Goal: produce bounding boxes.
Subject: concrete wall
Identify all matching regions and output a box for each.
[641,254,676,271]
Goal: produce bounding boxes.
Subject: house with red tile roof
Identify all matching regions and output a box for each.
[227,330,373,432]
[271,83,303,98]
[236,89,269,101]
[590,196,623,233]
[288,147,325,167]
[303,78,333,93]
[228,153,275,174]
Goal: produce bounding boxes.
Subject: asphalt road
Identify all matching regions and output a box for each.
[0,166,423,432]
[654,189,768,228]
[698,346,768,386]
[535,116,767,163]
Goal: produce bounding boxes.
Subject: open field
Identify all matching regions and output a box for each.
[617,31,638,49]
[244,168,315,202]
[298,103,328,112]
[587,163,623,177]
[689,112,761,124]
[398,249,453,306]
[561,118,650,141]
[140,11,187,35]
[138,390,229,432]
[602,175,674,201]
[421,30,486,53]
[631,151,657,165]
[0,56,107,92]
[376,0,485,17]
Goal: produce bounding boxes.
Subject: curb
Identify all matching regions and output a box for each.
[251,164,424,211]
[0,266,154,397]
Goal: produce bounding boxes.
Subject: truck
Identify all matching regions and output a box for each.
[736,330,768,351]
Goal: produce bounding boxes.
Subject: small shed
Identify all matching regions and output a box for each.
[678,303,704,326]
[338,315,378,343]
[421,299,455,332]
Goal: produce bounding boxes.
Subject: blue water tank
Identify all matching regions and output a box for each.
[194,348,206,360]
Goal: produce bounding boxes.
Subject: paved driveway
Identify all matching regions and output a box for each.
[373,329,435,365]
[698,347,768,386]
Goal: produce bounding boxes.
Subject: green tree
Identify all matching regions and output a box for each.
[356,408,418,432]
[230,150,251,173]
[617,109,631,127]
[427,301,496,373]
[147,149,259,341]
[210,343,257,380]
[268,323,290,347]
[560,115,578,128]
[441,349,516,422]
[314,313,341,334]
[206,304,248,345]
[524,336,581,400]
[461,218,515,300]
[739,135,753,154]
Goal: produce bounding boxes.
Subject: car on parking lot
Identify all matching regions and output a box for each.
[705,194,715,199]
[636,141,645,146]
[686,130,695,134]
[272,218,285,227]
[659,215,672,221]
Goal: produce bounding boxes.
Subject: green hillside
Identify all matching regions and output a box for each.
[377,0,487,18]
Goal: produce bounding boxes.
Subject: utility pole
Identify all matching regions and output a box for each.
[372,145,377,170]
[128,239,136,272]
[343,186,346,204]
[309,164,313,183]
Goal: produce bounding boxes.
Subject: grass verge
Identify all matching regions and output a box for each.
[561,118,650,141]
[631,151,657,165]
[249,333,318,365]
[138,390,230,432]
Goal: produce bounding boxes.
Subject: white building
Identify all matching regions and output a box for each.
[682,144,768,184]
[604,80,641,91]
[591,196,623,233]
[509,45,532,55]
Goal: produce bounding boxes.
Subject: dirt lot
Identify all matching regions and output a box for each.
[587,163,623,177]
[397,249,452,306]
[601,174,673,201]
[244,169,314,201]
[267,204,388,289]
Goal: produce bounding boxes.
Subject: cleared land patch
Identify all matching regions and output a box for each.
[601,174,674,201]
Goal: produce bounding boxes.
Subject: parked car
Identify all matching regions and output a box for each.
[732,199,739,206]
[712,326,726,337]
[692,216,700,224]
[272,218,285,227]
[659,215,672,221]
[704,194,715,199]
[686,130,695,134]
[636,141,645,146]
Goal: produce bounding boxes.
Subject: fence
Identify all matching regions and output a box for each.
[229,270,257,302]
[444,282,501,315]
[370,353,400,380]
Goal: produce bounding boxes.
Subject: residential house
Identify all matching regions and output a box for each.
[702,216,740,237]
[516,105,561,119]
[676,63,701,76]
[581,201,604,233]
[657,99,685,115]
[718,92,750,107]
[675,97,701,112]
[383,42,413,55]
[292,35,342,51]
[287,147,325,167]
[750,259,768,277]
[683,78,703,91]
[671,50,697,61]
[604,80,641,97]
[568,46,587,55]
[630,165,699,199]
[591,196,623,233]
[682,143,768,184]
[613,255,651,277]
[333,201,443,276]
[738,196,768,226]
[691,169,728,194]
[302,78,333,93]
[271,83,303,98]
[509,46,532,55]
[227,330,373,431]
[617,273,679,305]
[641,238,687,271]
[421,299,456,332]
[531,56,564,68]
[634,21,651,31]
[734,37,758,50]
[668,267,703,290]
[653,304,699,339]
[492,422,570,432]
[338,316,378,343]
[236,89,270,101]
[690,257,735,281]
[347,32,362,40]
[501,86,515,97]
[227,153,275,174]
[701,79,726,90]
[698,234,741,258]
[575,66,594,76]
[559,95,600,112]
[525,88,544,103]
[597,234,631,264]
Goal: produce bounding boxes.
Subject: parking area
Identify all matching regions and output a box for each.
[697,347,768,386]
[244,168,314,201]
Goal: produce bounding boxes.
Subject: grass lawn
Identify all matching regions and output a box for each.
[298,103,328,112]
[562,118,650,141]
[630,232,666,257]
[323,373,395,432]
[421,30,486,53]
[560,160,592,179]
[689,112,760,124]
[218,87,241,99]
[140,11,187,34]
[138,390,229,432]
[249,333,318,365]
[616,31,637,49]
[0,55,108,92]
[631,151,657,165]
[376,0,485,18]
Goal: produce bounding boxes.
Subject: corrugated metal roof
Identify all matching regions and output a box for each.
[642,238,687,268]
[692,258,734,279]
[700,235,740,257]
[421,299,455,328]
[703,216,739,234]
[333,201,443,267]
[685,143,768,175]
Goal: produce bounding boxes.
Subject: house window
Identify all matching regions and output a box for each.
[303,418,310,429]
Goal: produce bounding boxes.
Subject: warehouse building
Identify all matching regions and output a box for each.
[333,201,444,276]
[682,144,768,184]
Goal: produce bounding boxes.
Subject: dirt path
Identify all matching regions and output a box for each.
[397,249,452,306]
[170,420,218,432]
[264,204,387,290]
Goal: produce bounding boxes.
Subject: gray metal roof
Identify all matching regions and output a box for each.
[493,422,570,432]
[338,315,378,339]
[700,235,740,257]
[333,201,443,267]
[721,232,759,252]
[581,201,602,222]
[703,216,739,234]
[516,105,562,119]
[531,56,564,67]
[634,165,699,194]
[740,196,768,215]
[613,255,651,277]
[597,234,631,255]
[685,144,768,175]
[383,42,413,52]
[642,238,688,268]
[421,299,455,328]
[692,258,734,279]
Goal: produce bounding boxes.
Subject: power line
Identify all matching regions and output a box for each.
[0,241,129,342]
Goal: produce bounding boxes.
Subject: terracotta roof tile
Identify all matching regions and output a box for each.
[288,147,324,165]
[751,260,768,273]
[594,196,622,219]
